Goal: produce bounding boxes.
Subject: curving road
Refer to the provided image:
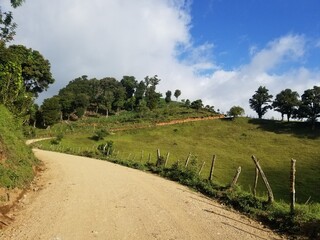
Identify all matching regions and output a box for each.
[1,149,282,239]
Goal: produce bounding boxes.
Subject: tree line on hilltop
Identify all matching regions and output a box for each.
[36,75,216,127]
[249,86,320,127]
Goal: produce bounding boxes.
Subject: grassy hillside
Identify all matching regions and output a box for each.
[0,105,38,189]
[35,116,320,203]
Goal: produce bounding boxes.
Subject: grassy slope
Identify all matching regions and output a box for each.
[37,116,320,203]
[0,105,38,189]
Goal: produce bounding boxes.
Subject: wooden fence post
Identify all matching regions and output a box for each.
[229,166,241,188]
[290,159,296,215]
[198,161,205,176]
[147,153,151,163]
[164,152,170,167]
[252,155,274,204]
[253,164,259,197]
[185,153,191,168]
[208,155,216,181]
[156,149,161,165]
[157,149,161,160]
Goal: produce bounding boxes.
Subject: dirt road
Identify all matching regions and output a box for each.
[0,149,282,240]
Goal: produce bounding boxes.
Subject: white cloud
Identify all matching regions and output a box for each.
[12,0,198,98]
[8,1,320,119]
[200,35,320,117]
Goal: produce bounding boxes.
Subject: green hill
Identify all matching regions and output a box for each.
[34,112,320,203]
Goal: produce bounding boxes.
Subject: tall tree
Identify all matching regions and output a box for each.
[134,80,146,105]
[41,96,61,126]
[165,90,172,103]
[190,99,203,111]
[297,86,320,128]
[144,75,162,110]
[249,86,273,119]
[174,89,181,101]
[120,76,137,100]
[112,85,126,113]
[272,89,300,122]
[7,45,54,96]
[99,77,118,117]
[228,106,245,117]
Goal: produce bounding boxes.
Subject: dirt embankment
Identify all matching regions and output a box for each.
[111,115,225,132]
[0,149,282,239]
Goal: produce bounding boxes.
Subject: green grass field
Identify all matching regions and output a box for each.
[36,117,320,203]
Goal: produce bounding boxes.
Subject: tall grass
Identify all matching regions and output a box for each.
[0,105,38,188]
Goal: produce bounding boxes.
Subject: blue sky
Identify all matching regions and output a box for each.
[190,0,320,70]
[6,0,320,118]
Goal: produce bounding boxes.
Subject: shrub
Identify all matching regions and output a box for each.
[50,133,64,145]
[92,129,109,141]
[97,141,114,156]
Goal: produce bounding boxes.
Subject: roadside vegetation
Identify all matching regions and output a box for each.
[0,105,38,189]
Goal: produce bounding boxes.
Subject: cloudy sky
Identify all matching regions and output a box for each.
[5,0,320,117]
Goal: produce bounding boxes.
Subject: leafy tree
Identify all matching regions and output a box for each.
[190,99,203,111]
[125,96,136,111]
[0,0,24,43]
[174,89,181,101]
[99,77,118,117]
[28,103,39,127]
[165,90,172,103]
[272,89,300,122]
[228,106,245,117]
[205,105,215,113]
[144,75,162,110]
[249,86,273,119]
[185,99,191,108]
[59,91,74,120]
[73,93,89,118]
[120,76,137,99]
[99,91,114,117]
[41,96,61,126]
[112,85,126,113]
[297,86,320,128]
[7,45,54,96]
[0,61,23,110]
[136,99,149,117]
[134,80,146,104]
